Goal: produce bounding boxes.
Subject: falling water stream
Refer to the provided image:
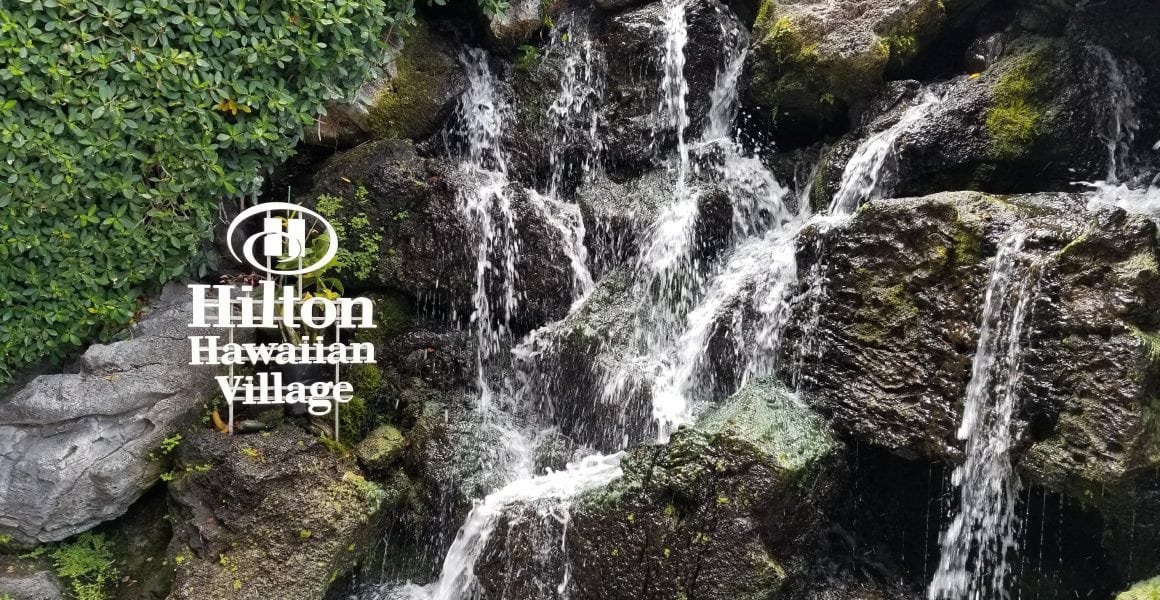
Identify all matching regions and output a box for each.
[928,228,1040,599]
[371,4,1074,599]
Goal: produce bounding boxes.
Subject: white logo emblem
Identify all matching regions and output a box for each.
[226,202,338,276]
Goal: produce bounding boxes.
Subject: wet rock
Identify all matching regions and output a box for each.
[488,0,563,48]
[165,427,384,600]
[301,139,578,332]
[601,0,745,177]
[782,191,1160,578]
[356,424,406,472]
[748,0,947,125]
[510,268,655,452]
[475,380,842,599]
[1116,576,1160,600]
[0,570,66,600]
[306,21,466,148]
[812,36,1149,203]
[0,284,246,546]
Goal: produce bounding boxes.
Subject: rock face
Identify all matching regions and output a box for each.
[306,21,466,148]
[166,427,385,600]
[0,570,66,600]
[810,37,1132,205]
[0,284,240,546]
[474,380,842,599]
[600,0,744,176]
[748,0,947,124]
[302,139,580,332]
[782,192,1160,578]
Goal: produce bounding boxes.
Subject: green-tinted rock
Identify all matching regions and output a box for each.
[1118,577,1160,600]
[366,21,465,142]
[356,424,406,472]
[749,0,945,122]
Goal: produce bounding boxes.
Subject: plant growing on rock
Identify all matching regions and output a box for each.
[0,0,411,385]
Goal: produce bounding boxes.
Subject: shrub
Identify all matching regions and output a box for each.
[50,532,117,600]
[0,0,415,384]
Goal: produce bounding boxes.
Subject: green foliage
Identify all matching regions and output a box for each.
[986,51,1048,160]
[314,186,383,281]
[516,44,540,72]
[0,0,412,385]
[51,532,117,600]
[1117,576,1160,600]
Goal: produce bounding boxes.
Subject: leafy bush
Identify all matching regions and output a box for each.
[0,0,415,384]
[51,532,116,600]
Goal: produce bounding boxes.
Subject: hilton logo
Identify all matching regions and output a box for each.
[189,201,376,439]
[226,202,339,276]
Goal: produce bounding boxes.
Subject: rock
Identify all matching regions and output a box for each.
[356,424,406,472]
[0,284,245,546]
[474,380,842,599]
[0,570,66,600]
[305,20,466,148]
[1117,576,1160,600]
[596,0,648,11]
[488,0,560,48]
[811,35,1151,204]
[165,427,385,600]
[748,0,947,125]
[601,0,745,177]
[302,138,579,333]
[781,191,1160,578]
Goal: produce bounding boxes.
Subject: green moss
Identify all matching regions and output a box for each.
[355,423,406,470]
[852,282,918,343]
[1129,327,1160,465]
[986,49,1050,160]
[698,378,836,474]
[367,21,450,141]
[952,221,984,266]
[1117,576,1160,600]
[340,395,369,442]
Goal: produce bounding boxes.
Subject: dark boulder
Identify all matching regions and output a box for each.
[165,427,386,600]
[475,380,843,599]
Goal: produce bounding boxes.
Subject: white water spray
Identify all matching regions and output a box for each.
[929,227,1039,600]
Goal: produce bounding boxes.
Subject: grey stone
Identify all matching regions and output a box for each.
[0,284,249,545]
[0,570,66,600]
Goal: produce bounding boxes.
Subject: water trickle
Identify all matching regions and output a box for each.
[545,14,604,201]
[830,87,945,216]
[453,48,521,408]
[1088,45,1140,183]
[379,454,623,600]
[929,227,1040,600]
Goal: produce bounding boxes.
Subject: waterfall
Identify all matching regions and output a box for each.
[455,48,521,410]
[791,86,946,387]
[829,86,944,216]
[540,13,603,301]
[1083,46,1160,219]
[385,453,623,600]
[929,227,1040,600]
[1087,45,1140,183]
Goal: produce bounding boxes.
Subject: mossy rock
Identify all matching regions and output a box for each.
[355,424,406,473]
[366,20,465,142]
[749,0,946,121]
[1118,577,1160,600]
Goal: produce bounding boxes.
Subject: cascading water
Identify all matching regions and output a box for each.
[829,86,945,216]
[928,227,1040,600]
[375,28,621,599]
[792,86,947,387]
[1083,45,1160,218]
[455,48,521,409]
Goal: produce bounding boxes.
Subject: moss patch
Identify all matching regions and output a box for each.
[986,46,1051,160]
[1117,576,1160,600]
[852,282,919,343]
[367,21,454,141]
[698,378,836,474]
